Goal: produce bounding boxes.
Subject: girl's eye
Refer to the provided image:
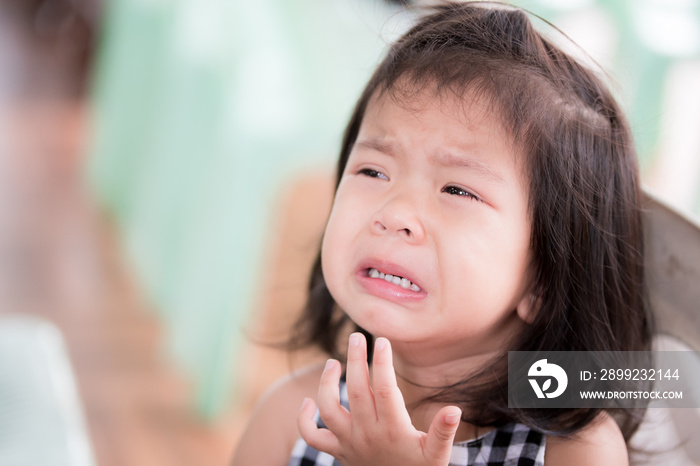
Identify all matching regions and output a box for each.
[358,168,389,180]
[442,185,482,202]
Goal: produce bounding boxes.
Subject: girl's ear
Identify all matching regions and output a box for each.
[516,287,541,324]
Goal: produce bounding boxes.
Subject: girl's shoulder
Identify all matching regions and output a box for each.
[231,362,325,466]
[544,412,628,465]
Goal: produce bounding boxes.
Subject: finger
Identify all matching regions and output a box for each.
[345,332,377,422]
[297,397,340,455]
[372,337,411,425]
[316,359,351,435]
[424,406,462,462]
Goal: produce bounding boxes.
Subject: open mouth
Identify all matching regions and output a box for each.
[367,267,421,292]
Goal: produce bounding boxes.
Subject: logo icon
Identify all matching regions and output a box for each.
[528,359,568,398]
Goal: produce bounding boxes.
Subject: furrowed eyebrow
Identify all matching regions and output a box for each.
[353,138,506,185]
[353,139,397,156]
[432,152,506,185]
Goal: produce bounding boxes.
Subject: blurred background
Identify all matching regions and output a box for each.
[0,0,698,465]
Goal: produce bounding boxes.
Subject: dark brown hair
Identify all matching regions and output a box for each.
[288,1,652,440]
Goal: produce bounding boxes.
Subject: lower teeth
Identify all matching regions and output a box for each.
[368,268,421,292]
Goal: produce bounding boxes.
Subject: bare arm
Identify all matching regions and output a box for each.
[545,413,628,465]
[231,364,325,466]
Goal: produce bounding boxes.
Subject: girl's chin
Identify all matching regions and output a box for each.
[342,309,425,341]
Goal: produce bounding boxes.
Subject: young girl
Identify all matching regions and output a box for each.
[232,2,651,465]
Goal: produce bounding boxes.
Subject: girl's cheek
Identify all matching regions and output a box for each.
[320,211,343,277]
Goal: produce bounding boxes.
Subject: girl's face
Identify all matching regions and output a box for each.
[321,88,536,363]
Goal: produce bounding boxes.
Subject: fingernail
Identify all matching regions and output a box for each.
[324,359,335,372]
[445,411,461,424]
[300,397,310,411]
[375,337,387,351]
[349,333,361,347]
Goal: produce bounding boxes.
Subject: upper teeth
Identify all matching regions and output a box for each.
[368,268,421,292]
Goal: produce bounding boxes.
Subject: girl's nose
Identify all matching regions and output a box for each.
[370,197,426,243]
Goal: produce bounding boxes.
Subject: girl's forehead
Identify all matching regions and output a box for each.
[362,84,516,151]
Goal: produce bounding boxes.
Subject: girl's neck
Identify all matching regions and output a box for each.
[390,347,497,404]
[379,313,524,399]
[369,346,501,442]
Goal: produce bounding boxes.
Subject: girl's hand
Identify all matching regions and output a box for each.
[298,333,462,466]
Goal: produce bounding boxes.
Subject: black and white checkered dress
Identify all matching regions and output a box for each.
[288,379,545,466]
